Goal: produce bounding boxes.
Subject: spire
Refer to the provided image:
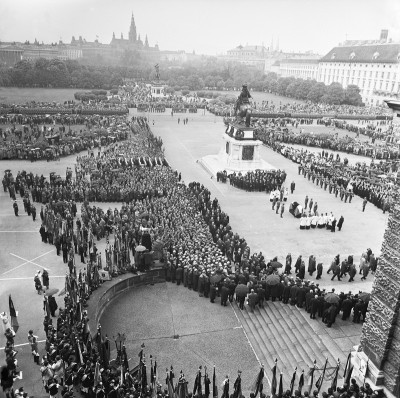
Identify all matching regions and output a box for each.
[129,13,137,42]
[145,34,149,47]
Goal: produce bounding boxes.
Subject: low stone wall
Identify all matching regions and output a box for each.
[87,267,166,337]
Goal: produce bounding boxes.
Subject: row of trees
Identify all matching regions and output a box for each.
[0,59,123,89]
[0,57,363,106]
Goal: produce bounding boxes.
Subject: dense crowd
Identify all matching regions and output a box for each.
[217,170,287,192]
[252,119,399,161]
[0,111,386,398]
[209,99,393,119]
[0,114,132,160]
[257,131,396,212]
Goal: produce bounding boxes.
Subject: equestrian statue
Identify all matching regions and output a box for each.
[234,84,253,127]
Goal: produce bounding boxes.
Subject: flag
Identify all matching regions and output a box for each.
[204,367,211,398]
[213,366,218,398]
[331,361,340,391]
[94,361,101,386]
[307,361,316,394]
[343,353,351,378]
[278,373,283,398]
[167,370,175,398]
[290,368,297,396]
[298,370,305,393]
[193,366,202,396]
[315,359,328,393]
[9,295,19,333]
[251,365,265,397]
[271,359,278,395]
[221,376,229,398]
[232,371,242,398]
[76,340,84,364]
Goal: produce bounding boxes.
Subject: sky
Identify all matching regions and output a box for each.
[1,0,400,56]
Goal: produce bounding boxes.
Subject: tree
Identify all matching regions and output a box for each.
[307,82,327,103]
[343,85,364,106]
[322,82,345,104]
[277,77,294,96]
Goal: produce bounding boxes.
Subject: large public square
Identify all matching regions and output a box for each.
[0,89,389,394]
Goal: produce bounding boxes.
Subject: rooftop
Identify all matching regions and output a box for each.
[321,43,400,64]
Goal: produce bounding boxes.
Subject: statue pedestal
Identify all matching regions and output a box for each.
[199,123,276,176]
[150,82,166,98]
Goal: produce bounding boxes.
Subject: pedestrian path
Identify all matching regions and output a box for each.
[231,299,362,386]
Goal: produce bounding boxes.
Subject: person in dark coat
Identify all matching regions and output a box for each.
[209,284,217,304]
[282,282,290,304]
[310,295,319,319]
[305,289,314,312]
[317,295,325,317]
[248,289,258,312]
[183,267,188,287]
[348,264,357,282]
[341,296,353,320]
[297,261,305,280]
[48,295,58,317]
[308,255,316,276]
[331,218,337,232]
[176,266,183,286]
[257,285,265,308]
[316,263,323,279]
[326,304,338,327]
[270,282,279,302]
[204,276,210,298]
[330,263,341,281]
[337,215,344,231]
[193,269,199,291]
[353,300,363,323]
[42,270,49,290]
[228,280,236,302]
[285,253,292,274]
[290,284,298,305]
[294,255,302,273]
[296,284,306,308]
[13,200,18,216]
[220,284,229,306]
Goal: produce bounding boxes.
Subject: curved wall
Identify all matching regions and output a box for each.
[87,267,166,337]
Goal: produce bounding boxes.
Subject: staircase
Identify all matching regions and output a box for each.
[232,299,352,387]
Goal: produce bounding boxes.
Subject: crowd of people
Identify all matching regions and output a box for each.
[216,170,287,193]
[0,113,132,160]
[256,132,396,212]
[209,99,393,119]
[0,94,389,398]
[252,119,399,161]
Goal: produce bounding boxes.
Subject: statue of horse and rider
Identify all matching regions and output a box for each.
[234,84,253,127]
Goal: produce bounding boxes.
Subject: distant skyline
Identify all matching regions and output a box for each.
[1,0,400,56]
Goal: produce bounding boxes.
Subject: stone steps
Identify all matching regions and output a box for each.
[233,299,345,388]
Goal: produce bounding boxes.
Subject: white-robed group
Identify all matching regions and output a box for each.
[299,211,337,230]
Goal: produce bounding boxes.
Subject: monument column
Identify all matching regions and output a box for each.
[357,189,400,396]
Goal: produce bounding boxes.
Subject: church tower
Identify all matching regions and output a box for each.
[129,13,137,42]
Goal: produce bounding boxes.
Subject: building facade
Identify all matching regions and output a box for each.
[278,59,319,80]
[318,43,400,105]
[0,45,23,66]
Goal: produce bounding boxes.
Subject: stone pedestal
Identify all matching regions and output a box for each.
[150,82,166,98]
[199,123,276,176]
[355,190,400,397]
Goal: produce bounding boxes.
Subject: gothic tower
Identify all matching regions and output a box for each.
[129,13,137,42]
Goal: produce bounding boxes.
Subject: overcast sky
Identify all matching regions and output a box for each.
[1,0,400,55]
